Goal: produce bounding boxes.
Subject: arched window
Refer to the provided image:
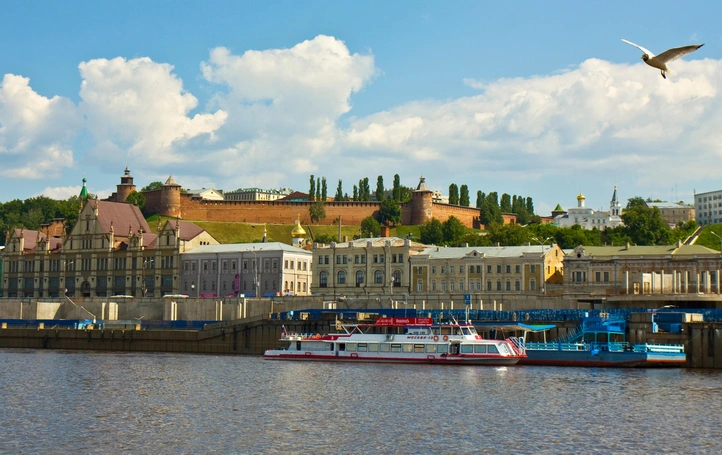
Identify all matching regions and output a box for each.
[337,271,346,284]
[319,271,328,288]
[392,270,401,287]
[374,270,384,284]
[356,270,364,287]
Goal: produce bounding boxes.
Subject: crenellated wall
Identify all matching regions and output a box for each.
[144,190,494,228]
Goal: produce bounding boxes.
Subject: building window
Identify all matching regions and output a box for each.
[604,272,610,282]
[506,265,511,273]
[497,281,502,291]
[319,271,328,288]
[356,271,364,286]
[515,265,520,273]
[595,272,601,283]
[530,265,536,273]
[337,271,346,284]
[417,280,423,291]
[432,266,436,274]
[374,270,384,284]
[497,265,502,273]
[515,281,520,291]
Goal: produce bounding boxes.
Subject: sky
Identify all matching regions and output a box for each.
[2,1,722,217]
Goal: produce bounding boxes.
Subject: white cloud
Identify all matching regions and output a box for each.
[341,58,722,205]
[78,56,227,166]
[193,35,376,189]
[0,74,81,179]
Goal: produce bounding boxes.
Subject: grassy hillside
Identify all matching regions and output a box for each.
[146,215,423,244]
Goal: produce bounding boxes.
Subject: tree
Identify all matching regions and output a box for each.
[393,174,401,201]
[309,175,315,202]
[442,216,466,244]
[141,181,163,192]
[314,233,336,244]
[379,198,402,226]
[125,191,146,211]
[316,177,321,201]
[309,201,326,223]
[321,177,327,201]
[621,197,673,245]
[353,185,359,201]
[476,191,485,209]
[488,223,528,246]
[480,192,503,226]
[375,176,385,201]
[459,185,470,207]
[500,193,512,212]
[420,218,444,245]
[334,180,344,201]
[448,183,459,205]
[360,216,381,237]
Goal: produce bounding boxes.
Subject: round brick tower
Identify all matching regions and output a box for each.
[115,165,136,202]
[160,174,182,218]
[410,176,433,225]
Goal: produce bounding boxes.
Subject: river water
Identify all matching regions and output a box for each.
[1,349,721,454]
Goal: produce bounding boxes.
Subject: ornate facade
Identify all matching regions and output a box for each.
[1,199,217,298]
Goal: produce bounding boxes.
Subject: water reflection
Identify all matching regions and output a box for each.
[1,349,722,454]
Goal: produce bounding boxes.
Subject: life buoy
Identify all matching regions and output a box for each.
[443,335,449,341]
[433,335,439,342]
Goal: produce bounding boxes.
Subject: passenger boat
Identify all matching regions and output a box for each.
[263,317,526,365]
[516,317,686,367]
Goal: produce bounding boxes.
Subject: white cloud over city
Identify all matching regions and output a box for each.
[2,35,722,211]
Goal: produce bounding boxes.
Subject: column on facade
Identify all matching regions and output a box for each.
[625,270,629,294]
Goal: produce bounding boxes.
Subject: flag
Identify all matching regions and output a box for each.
[281,325,286,337]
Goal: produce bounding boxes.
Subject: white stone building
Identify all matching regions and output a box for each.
[553,187,623,230]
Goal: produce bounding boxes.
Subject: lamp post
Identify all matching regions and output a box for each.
[191,283,196,301]
[532,236,552,295]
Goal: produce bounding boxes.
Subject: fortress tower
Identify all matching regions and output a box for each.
[105,166,137,203]
[410,176,434,225]
[160,175,182,218]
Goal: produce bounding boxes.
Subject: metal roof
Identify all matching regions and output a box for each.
[182,242,311,255]
[417,245,554,259]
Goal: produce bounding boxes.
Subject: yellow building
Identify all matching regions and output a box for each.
[311,237,428,296]
[410,244,565,295]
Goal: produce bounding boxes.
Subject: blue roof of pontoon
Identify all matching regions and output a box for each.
[475,322,557,332]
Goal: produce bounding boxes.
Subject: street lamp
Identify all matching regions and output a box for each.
[532,236,552,295]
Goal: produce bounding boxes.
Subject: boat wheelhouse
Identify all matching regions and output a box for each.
[263,317,526,365]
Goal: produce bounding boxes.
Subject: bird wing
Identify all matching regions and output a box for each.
[655,44,704,64]
[621,39,655,58]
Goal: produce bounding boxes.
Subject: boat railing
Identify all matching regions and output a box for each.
[555,326,582,344]
[507,336,526,355]
[524,341,588,351]
[633,343,685,353]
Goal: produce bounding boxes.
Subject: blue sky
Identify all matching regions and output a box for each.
[2,1,721,217]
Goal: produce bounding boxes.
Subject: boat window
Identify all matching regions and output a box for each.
[436,344,447,354]
[402,344,413,353]
[487,345,499,354]
[414,344,425,353]
[347,343,357,352]
[425,344,437,353]
[431,328,440,335]
[461,344,474,354]
[462,328,472,336]
[358,343,368,352]
[474,345,487,353]
[338,343,345,351]
[440,327,452,336]
[390,344,401,353]
[380,343,390,352]
[368,343,379,352]
[469,327,478,335]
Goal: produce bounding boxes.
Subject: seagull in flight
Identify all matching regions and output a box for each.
[621,39,704,79]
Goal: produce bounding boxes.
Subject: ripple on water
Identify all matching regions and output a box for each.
[2,351,722,454]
